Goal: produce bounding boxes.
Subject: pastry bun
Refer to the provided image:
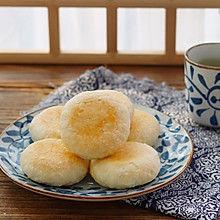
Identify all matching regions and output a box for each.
[29,106,63,142]
[90,141,161,189]
[127,109,160,146]
[60,90,131,160]
[20,138,89,186]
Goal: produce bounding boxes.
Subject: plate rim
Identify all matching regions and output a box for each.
[0,104,194,201]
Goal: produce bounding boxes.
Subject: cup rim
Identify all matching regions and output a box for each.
[185,42,220,70]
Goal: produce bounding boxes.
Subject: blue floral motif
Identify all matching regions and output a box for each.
[214,73,220,84]
[185,65,220,126]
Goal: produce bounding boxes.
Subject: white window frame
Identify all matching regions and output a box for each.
[0,0,220,65]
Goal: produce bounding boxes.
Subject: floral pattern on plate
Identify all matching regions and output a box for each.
[0,104,193,201]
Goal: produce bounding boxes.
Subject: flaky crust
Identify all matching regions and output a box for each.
[20,138,89,186]
[60,90,131,160]
[90,142,161,189]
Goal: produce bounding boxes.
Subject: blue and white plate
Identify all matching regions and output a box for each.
[0,104,193,201]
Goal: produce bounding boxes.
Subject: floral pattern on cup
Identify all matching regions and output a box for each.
[185,62,220,127]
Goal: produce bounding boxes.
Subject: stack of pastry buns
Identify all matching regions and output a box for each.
[20,90,161,189]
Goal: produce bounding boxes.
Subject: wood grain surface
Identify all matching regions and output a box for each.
[0,64,187,219]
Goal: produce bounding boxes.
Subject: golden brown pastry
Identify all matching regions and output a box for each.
[20,138,89,186]
[90,141,161,189]
[60,90,131,160]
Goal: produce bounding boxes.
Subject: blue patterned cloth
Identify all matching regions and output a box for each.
[31,66,220,220]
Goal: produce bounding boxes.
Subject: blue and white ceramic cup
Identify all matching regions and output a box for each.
[185,43,220,127]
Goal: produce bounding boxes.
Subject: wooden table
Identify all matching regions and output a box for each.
[0,65,185,219]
